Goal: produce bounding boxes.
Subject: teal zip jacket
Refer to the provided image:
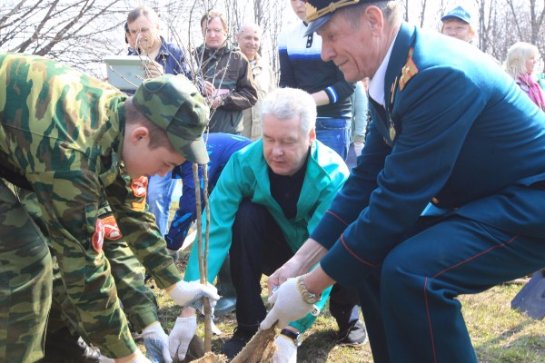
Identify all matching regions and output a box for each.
[185,139,348,332]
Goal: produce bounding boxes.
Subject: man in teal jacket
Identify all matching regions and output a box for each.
[262,1,545,363]
[177,87,350,362]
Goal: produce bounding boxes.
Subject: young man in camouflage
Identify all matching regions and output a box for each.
[17,177,174,362]
[0,53,218,363]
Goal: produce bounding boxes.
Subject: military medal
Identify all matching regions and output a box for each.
[384,47,419,145]
[399,48,419,91]
[388,77,399,143]
[389,125,396,141]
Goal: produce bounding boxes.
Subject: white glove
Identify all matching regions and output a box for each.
[168,315,197,361]
[168,280,220,308]
[142,322,172,363]
[99,355,115,363]
[273,335,297,363]
[113,350,151,363]
[260,277,314,330]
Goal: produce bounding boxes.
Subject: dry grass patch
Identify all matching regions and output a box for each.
[145,245,545,362]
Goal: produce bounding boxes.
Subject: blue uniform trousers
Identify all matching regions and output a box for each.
[315,117,350,161]
[359,214,545,363]
[147,172,176,235]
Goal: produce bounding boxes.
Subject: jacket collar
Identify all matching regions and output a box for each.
[298,142,336,214]
[253,141,336,220]
[384,23,416,112]
[197,43,231,58]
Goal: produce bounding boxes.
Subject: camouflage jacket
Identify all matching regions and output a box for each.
[0,53,181,358]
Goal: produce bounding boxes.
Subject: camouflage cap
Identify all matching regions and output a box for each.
[133,74,210,164]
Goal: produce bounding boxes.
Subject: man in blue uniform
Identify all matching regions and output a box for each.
[261,1,545,363]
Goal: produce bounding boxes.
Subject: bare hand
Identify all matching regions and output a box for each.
[353,141,364,157]
[203,81,216,97]
[267,239,328,295]
[209,95,223,109]
[267,257,306,295]
[114,350,151,363]
[144,60,164,79]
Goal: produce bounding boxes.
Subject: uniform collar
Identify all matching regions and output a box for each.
[115,100,125,155]
[369,23,414,109]
[368,32,397,107]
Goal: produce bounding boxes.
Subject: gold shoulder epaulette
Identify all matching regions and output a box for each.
[399,48,419,91]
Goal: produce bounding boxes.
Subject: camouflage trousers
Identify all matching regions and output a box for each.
[48,239,157,339]
[0,180,52,363]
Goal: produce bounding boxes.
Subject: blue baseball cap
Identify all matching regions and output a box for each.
[441,6,472,24]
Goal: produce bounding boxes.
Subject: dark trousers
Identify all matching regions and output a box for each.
[230,199,359,332]
[357,215,545,363]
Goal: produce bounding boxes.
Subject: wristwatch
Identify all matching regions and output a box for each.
[296,275,320,304]
[280,328,301,347]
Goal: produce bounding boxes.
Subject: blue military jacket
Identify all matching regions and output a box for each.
[312,23,545,287]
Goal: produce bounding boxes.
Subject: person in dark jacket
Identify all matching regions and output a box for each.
[196,10,258,134]
[278,0,355,160]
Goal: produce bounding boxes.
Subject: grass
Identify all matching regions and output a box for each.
[156,195,545,362]
[145,258,545,362]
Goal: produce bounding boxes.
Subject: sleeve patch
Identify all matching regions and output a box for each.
[131,199,146,212]
[92,218,105,252]
[101,214,122,241]
[131,176,148,198]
